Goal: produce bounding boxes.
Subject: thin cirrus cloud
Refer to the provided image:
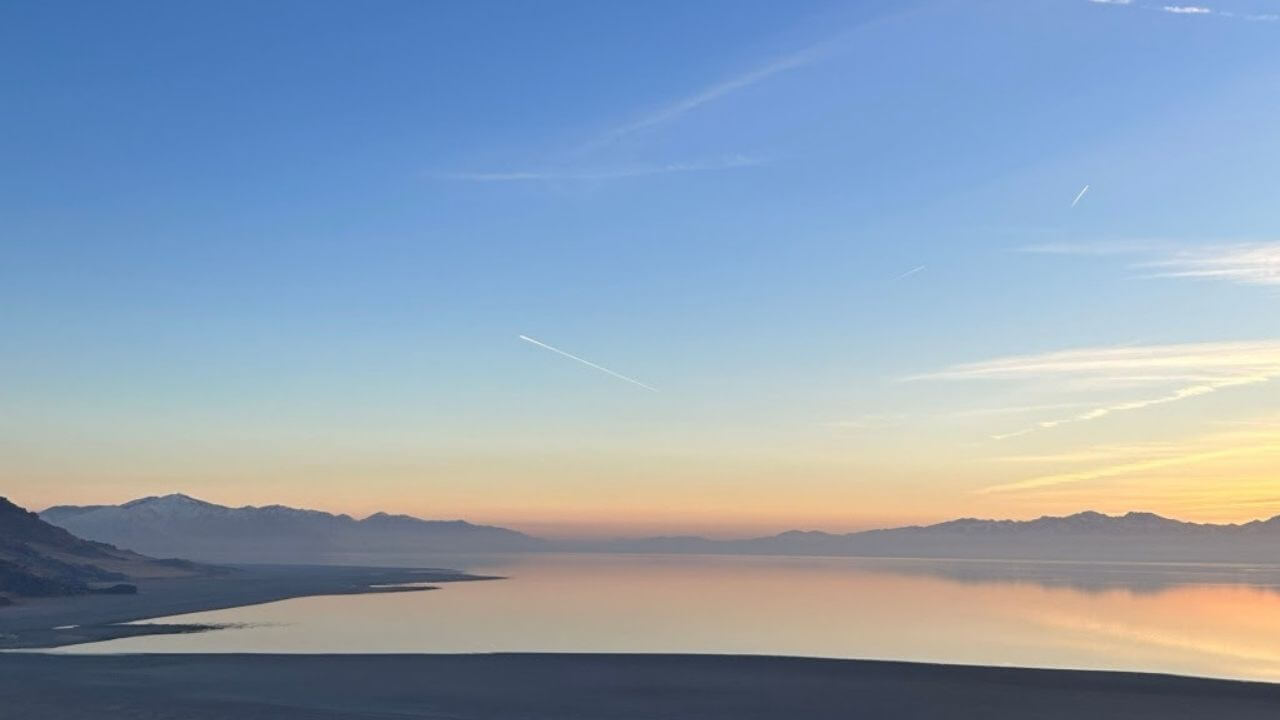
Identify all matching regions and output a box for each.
[981,446,1252,494]
[990,442,1184,464]
[434,32,837,182]
[910,340,1280,384]
[431,155,768,183]
[1087,0,1276,22]
[1020,240,1280,287]
[1143,243,1280,286]
[823,404,1102,436]
[1159,6,1280,22]
[827,402,1092,429]
[1157,5,1280,22]
[911,340,1280,440]
[1019,377,1263,436]
[1017,240,1169,257]
[581,38,839,152]
[979,419,1280,494]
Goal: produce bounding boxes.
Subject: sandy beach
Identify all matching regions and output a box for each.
[3,652,1279,719]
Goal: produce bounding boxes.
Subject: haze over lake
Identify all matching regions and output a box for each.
[59,554,1280,682]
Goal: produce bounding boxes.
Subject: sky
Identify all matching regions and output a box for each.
[2,0,1278,538]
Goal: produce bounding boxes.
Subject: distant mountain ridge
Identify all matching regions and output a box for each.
[41,494,544,563]
[38,495,1280,565]
[1,497,213,602]
[591,510,1280,563]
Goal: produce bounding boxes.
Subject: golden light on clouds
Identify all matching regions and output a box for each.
[975,418,1280,521]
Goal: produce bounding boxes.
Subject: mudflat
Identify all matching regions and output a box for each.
[0,564,488,649]
[2,653,1279,719]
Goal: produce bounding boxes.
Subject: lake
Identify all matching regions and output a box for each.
[56,553,1280,682]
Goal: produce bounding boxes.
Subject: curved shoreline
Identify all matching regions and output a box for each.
[0,564,492,649]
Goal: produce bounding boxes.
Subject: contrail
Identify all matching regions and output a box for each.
[1070,184,1090,208]
[518,335,658,392]
[894,265,926,280]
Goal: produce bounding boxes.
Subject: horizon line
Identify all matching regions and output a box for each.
[26,491,1280,540]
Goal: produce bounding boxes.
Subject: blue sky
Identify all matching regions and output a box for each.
[3,0,1279,535]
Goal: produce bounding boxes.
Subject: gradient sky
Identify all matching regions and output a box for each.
[3,0,1279,537]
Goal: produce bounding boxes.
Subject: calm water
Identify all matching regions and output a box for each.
[58,553,1280,682]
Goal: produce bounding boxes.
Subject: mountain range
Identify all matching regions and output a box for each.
[37,493,1280,565]
[0,496,214,603]
[597,510,1280,563]
[41,494,543,564]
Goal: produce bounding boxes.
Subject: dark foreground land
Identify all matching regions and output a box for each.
[3,653,1279,719]
[0,564,488,649]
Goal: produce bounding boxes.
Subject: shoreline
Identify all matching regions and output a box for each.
[0,564,493,650]
[4,652,1279,718]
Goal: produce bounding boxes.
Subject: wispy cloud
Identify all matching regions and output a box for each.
[1017,240,1168,257]
[991,442,1183,464]
[1143,243,1280,286]
[990,428,1036,441]
[981,446,1255,493]
[1223,12,1279,22]
[1019,240,1280,288]
[1070,184,1090,208]
[1023,376,1265,434]
[1156,4,1280,23]
[518,335,658,392]
[584,40,837,152]
[433,155,767,183]
[436,33,833,183]
[979,419,1280,493]
[913,341,1280,439]
[912,341,1280,382]
[1086,0,1276,23]
[949,402,1095,418]
[825,403,1094,435]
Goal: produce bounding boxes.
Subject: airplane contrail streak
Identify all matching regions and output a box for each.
[1071,184,1090,208]
[518,335,659,392]
[894,265,926,280]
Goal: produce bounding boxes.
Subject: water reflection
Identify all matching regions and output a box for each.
[320,551,1280,595]
[58,554,1280,682]
[845,556,1280,595]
